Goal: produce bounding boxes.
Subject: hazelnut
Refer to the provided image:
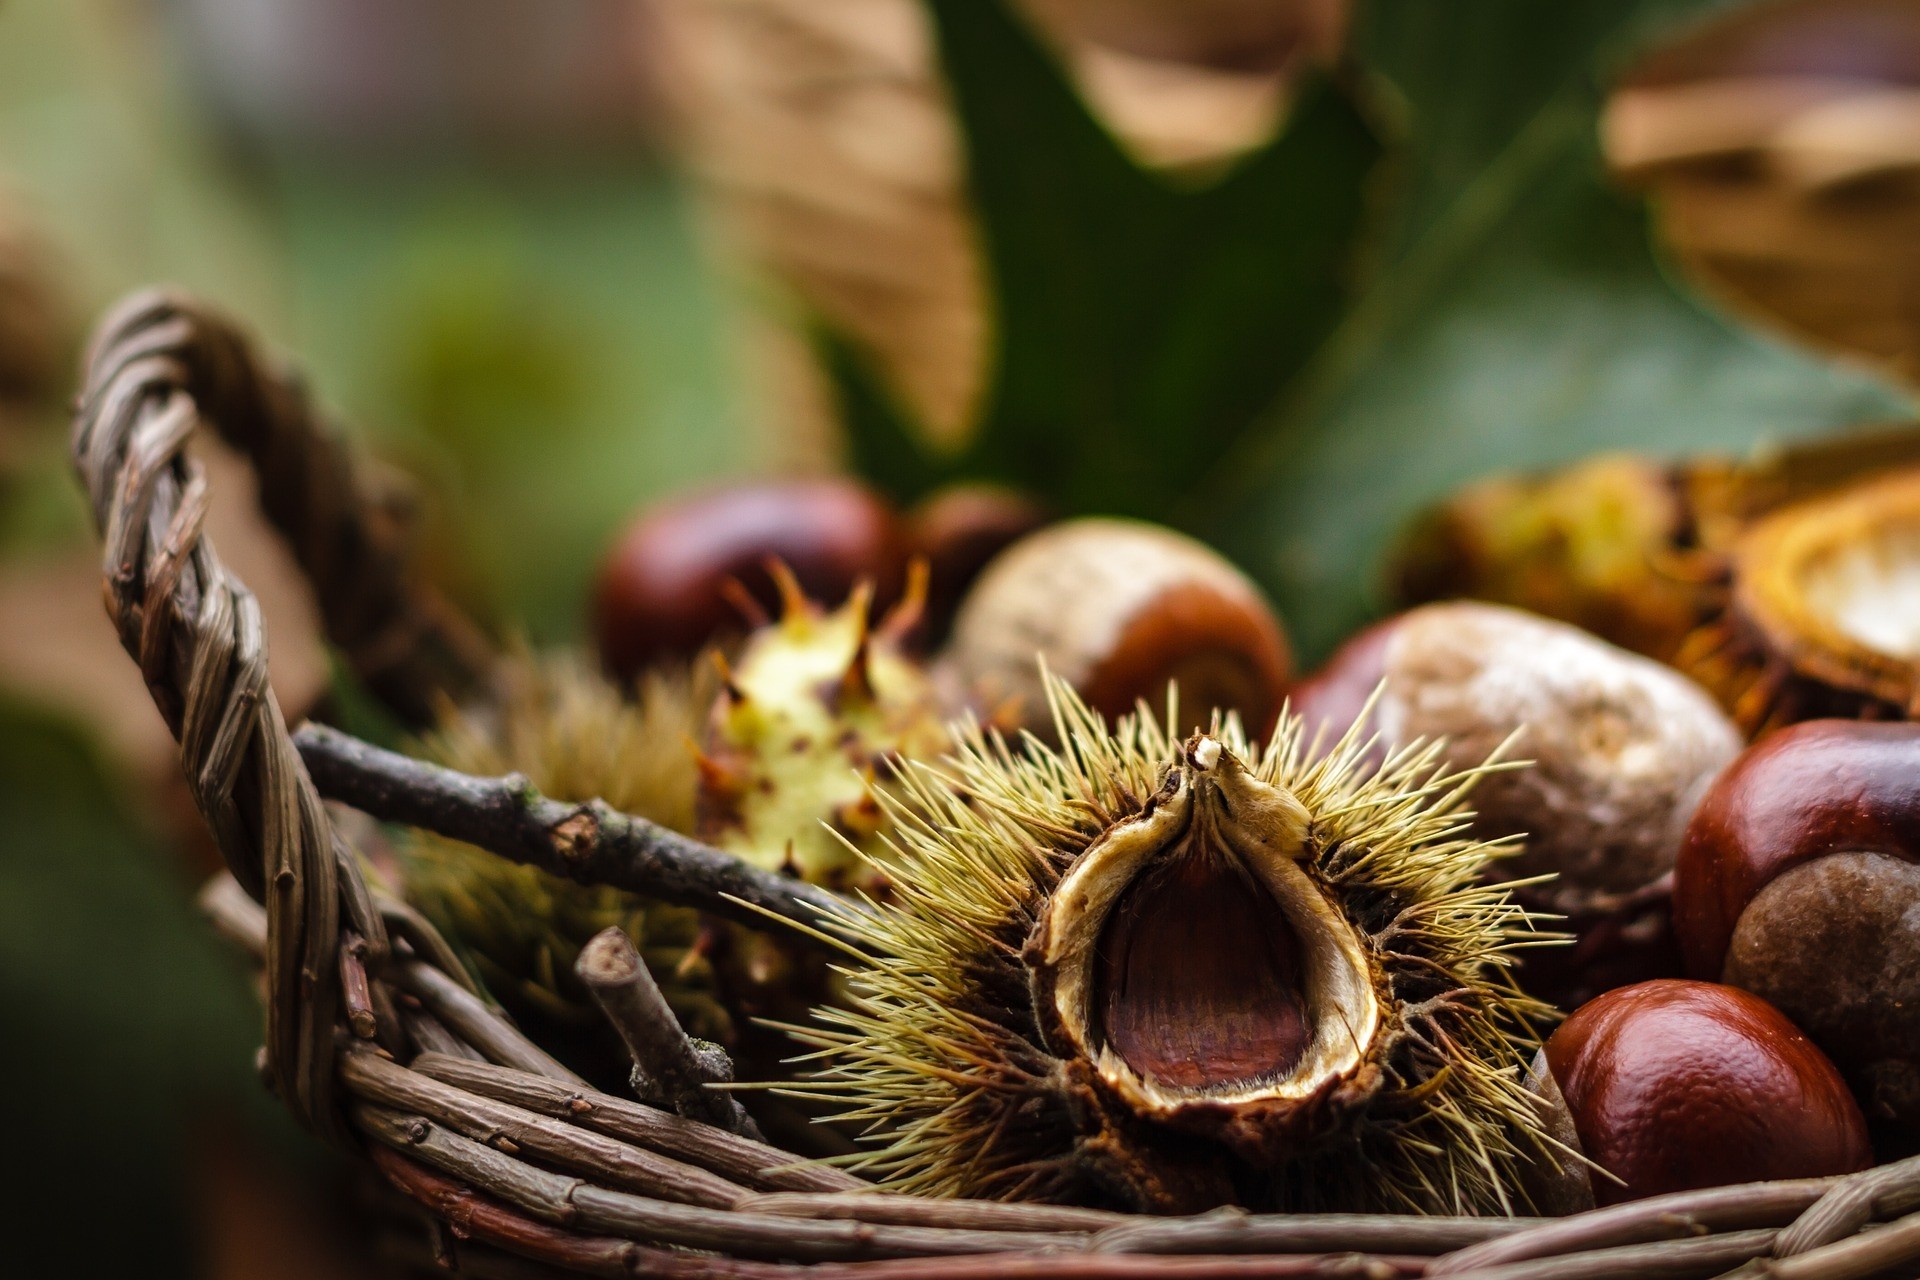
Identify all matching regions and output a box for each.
[1290,603,1741,1008]
[1674,719,1920,1128]
[1545,979,1871,1205]
[944,518,1291,737]
[593,478,903,681]
[904,483,1049,647]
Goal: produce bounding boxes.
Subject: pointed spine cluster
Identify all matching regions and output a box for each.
[779,680,1564,1214]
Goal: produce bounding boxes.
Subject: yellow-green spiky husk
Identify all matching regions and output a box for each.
[783,680,1561,1215]
[699,589,948,893]
[399,650,731,1042]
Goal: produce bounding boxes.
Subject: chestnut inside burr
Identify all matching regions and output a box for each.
[1096,839,1311,1090]
[1798,523,1920,659]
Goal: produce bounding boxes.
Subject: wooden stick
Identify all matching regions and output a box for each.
[1092,1211,1530,1258]
[1749,1208,1920,1279]
[354,1104,1081,1261]
[1771,1152,1920,1256]
[742,1193,1125,1233]
[1428,1179,1837,1274]
[295,723,857,947]
[407,1053,860,1195]
[1431,1227,1778,1280]
[394,959,585,1087]
[341,1049,749,1210]
[576,927,761,1140]
[372,1147,1428,1279]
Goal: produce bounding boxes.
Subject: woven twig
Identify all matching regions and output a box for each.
[76,289,494,728]
[72,285,1920,1277]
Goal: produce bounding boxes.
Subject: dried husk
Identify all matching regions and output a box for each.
[1680,466,1920,732]
[399,650,732,1041]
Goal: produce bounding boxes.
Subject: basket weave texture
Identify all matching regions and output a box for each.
[69,288,1920,1280]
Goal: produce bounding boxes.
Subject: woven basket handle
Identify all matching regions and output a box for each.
[68,288,485,1137]
[75,288,495,729]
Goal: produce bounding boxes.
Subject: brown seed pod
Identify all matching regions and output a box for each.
[1679,467,1920,734]
[944,517,1291,737]
[1674,719,1920,1128]
[1545,979,1872,1205]
[593,478,904,680]
[1291,603,1741,1009]
[788,681,1563,1215]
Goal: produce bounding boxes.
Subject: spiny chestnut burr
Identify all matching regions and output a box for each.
[1545,979,1871,1205]
[790,679,1562,1215]
[1290,602,1741,1009]
[696,568,946,894]
[1674,720,1920,1129]
[904,483,1049,647]
[945,517,1291,737]
[593,477,904,681]
[1390,453,1701,663]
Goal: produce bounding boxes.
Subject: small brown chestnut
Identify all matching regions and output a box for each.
[944,517,1292,737]
[1545,979,1872,1205]
[1674,719,1920,1128]
[592,478,904,681]
[904,483,1050,646]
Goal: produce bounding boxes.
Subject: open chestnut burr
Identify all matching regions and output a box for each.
[1545,979,1872,1205]
[1674,719,1920,1130]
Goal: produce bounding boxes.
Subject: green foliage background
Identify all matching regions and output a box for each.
[836,0,1909,659]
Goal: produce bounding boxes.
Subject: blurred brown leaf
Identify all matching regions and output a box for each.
[1607,0,1920,387]
[649,0,1341,450]
[0,440,327,802]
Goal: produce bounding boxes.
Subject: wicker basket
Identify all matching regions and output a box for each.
[69,289,1920,1280]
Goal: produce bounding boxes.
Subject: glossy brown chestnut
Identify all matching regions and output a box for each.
[1545,979,1872,1205]
[905,483,1050,646]
[1674,719,1920,1126]
[592,478,904,680]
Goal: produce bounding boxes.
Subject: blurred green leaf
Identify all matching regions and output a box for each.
[837,0,1383,514]
[0,695,277,1276]
[833,0,1909,663]
[1201,0,1910,658]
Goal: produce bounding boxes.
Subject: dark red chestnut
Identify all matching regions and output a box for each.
[1285,614,1398,753]
[1674,719,1920,1128]
[593,477,904,681]
[905,483,1049,646]
[1545,979,1872,1205]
